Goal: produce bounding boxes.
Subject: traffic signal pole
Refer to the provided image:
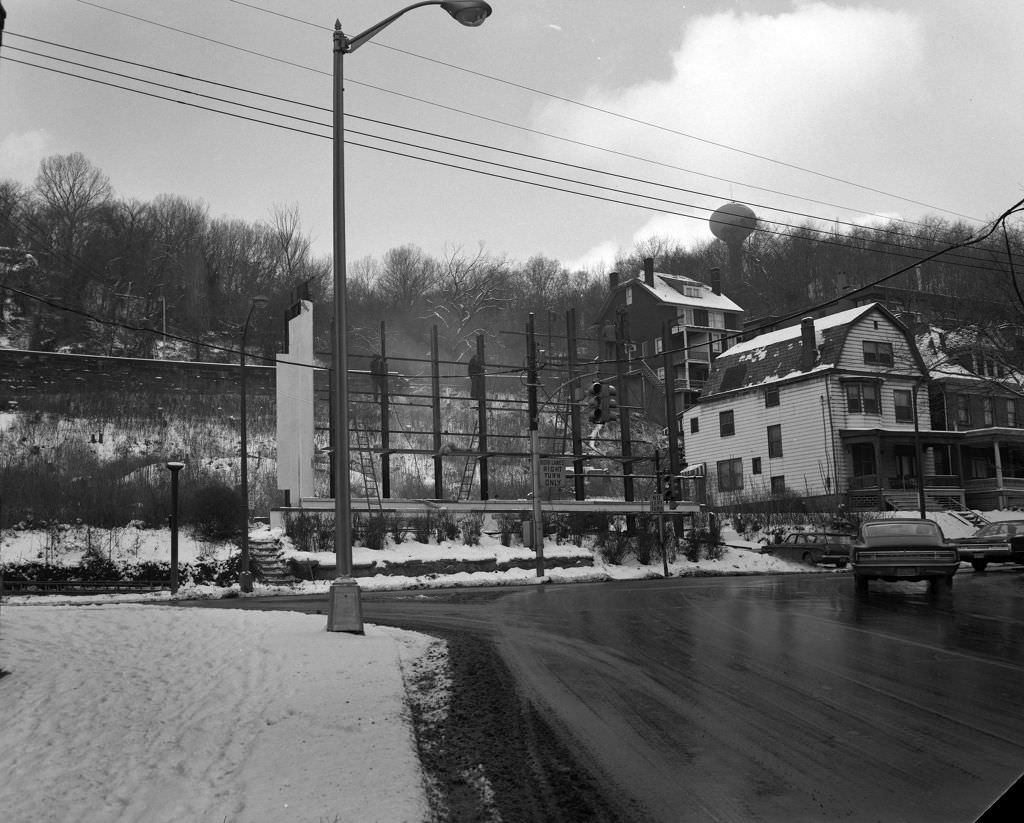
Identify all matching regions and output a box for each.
[527,314,545,576]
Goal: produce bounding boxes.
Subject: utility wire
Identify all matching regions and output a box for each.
[2,48,1010,274]
[223,0,980,223]
[70,2,980,227]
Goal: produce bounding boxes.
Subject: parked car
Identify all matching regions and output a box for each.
[770,532,851,567]
[850,518,959,594]
[955,519,1024,572]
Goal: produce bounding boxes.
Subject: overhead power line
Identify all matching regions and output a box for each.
[2,40,1011,274]
[223,0,980,223]
[74,0,980,226]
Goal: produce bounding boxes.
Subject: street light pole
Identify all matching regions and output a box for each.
[239,296,269,593]
[165,461,185,595]
[327,0,492,633]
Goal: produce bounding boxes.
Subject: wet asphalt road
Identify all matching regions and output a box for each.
[186,569,1024,822]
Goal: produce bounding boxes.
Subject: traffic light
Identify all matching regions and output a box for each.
[603,383,619,422]
[587,381,603,424]
[662,473,674,502]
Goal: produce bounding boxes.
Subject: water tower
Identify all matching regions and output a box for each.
[709,202,757,294]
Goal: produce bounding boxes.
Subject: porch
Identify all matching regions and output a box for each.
[840,429,966,512]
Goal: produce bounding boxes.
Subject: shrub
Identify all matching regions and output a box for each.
[434,511,459,544]
[410,514,433,544]
[388,514,408,545]
[497,513,517,547]
[595,521,631,565]
[633,514,658,565]
[285,512,334,553]
[363,514,387,550]
[459,514,483,546]
[184,482,241,541]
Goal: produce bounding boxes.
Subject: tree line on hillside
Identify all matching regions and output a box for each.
[1,151,1022,369]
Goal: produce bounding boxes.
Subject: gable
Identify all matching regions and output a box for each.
[701,303,922,397]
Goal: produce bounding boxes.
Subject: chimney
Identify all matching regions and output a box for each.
[609,271,619,290]
[800,317,817,371]
[708,267,722,295]
[643,257,655,286]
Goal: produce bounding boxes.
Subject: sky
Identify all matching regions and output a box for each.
[2,1,1023,274]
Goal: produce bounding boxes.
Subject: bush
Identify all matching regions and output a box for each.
[410,514,433,544]
[595,521,631,565]
[285,512,334,553]
[363,514,387,550]
[459,514,483,546]
[185,482,241,541]
[434,511,459,543]
[388,514,408,545]
[633,514,658,565]
[495,513,517,546]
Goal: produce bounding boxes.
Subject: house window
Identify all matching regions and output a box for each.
[625,286,633,305]
[893,389,914,423]
[770,476,787,495]
[693,308,709,327]
[983,397,994,426]
[764,387,780,407]
[725,313,740,331]
[654,336,664,354]
[1007,399,1018,427]
[656,366,666,382]
[752,457,762,475]
[957,394,972,426]
[767,425,783,458]
[863,341,894,366]
[846,382,880,414]
[719,410,735,437]
[690,418,699,434]
[717,458,744,492]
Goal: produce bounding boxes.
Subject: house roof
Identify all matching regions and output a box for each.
[701,303,922,396]
[595,272,744,324]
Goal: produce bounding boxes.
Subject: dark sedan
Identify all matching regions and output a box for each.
[957,519,1024,572]
[770,531,851,567]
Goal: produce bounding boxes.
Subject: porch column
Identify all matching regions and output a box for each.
[993,439,1005,508]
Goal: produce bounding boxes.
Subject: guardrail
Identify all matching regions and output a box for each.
[1,579,169,595]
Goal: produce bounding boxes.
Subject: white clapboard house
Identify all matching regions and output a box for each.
[679,303,965,510]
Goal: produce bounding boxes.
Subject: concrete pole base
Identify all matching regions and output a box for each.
[238,571,254,593]
[327,577,364,633]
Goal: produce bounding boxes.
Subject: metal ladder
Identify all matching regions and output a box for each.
[353,419,382,515]
[456,422,479,501]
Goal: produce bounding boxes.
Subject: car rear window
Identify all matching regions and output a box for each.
[863,523,941,539]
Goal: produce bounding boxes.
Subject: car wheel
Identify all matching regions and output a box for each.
[835,560,847,569]
[971,560,988,572]
[802,551,815,566]
[855,576,868,593]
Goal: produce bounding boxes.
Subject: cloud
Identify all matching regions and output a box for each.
[562,239,618,273]
[534,3,932,242]
[0,130,50,182]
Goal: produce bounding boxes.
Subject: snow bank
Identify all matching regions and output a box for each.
[0,604,432,823]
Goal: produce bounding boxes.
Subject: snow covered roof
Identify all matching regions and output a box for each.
[722,304,875,357]
[626,272,744,313]
[701,303,915,396]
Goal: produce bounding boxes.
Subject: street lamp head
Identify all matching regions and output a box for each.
[440,1,492,26]
[165,461,185,472]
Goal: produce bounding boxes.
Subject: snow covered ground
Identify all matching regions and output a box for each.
[0,511,1007,821]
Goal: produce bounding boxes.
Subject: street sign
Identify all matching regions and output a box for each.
[541,458,564,489]
[650,495,664,514]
